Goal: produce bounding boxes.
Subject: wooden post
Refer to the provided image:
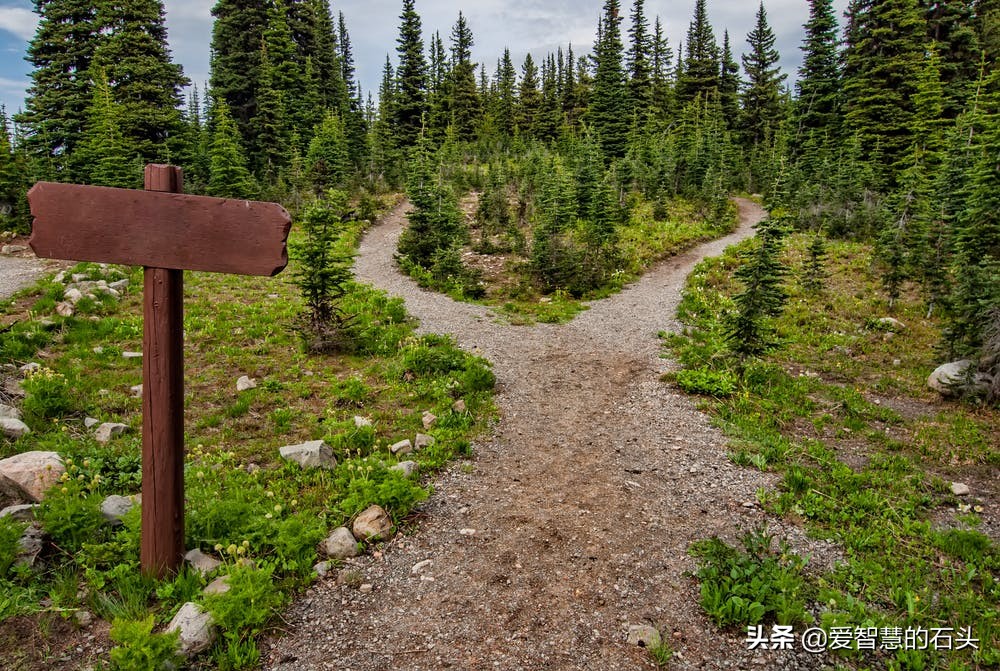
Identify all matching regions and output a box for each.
[141,165,186,578]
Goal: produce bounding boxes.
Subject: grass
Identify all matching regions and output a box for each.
[670,233,999,670]
[0,194,496,669]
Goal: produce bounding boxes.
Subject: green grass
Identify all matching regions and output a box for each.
[0,195,495,669]
[668,234,999,669]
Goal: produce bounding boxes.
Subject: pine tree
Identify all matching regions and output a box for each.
[924,0,981,117]
[253,43,291,177]
[311,0,345,110]
[395,0,428,148]
[337,13,368,170]
[207,98,257,199]
[677,0,720,104]
[794,0,841,145]
[209,0,268,150]
[727,215,789,358]
[74,67,141,188]
[307,111,350,190]
[802,233,828,292]
[447,12,480,139]
[94,0,188,165]
[263,0,309,138]
[589,0,629,159]
[17,0,99,177]
[517,54,542,137]
[975,0,999,68]
[0,109,29,233]
[718,31,741,127]
[496,49,518,137]
[537,55,562,141]
[398,133,462,268]
[741,3,787,148]
[627,0,652,125]
[651,17,674,119]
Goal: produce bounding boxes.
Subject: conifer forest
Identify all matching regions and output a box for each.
[0,0,999,669]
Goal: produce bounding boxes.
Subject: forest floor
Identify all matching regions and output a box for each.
[262,198,838,670]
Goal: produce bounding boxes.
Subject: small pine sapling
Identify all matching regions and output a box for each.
[801,233,827,292]
[726,215,789,359]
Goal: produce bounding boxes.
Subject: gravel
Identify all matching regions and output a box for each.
[264,199,840,670]
[0,255,47,301]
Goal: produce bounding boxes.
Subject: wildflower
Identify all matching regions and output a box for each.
[274,504,283,514]
[214,544,223,552]
[227,544,238,556]
[265,513,273,520]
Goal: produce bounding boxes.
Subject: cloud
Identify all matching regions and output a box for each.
[0,7,37,41]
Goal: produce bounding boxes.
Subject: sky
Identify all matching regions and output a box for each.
[0,0,851,121]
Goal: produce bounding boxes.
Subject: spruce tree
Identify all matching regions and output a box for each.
[253,44,291,177]
[627,0,652,125]
[794,0,841,145]
[496,49,518,137]
[924,0,981,117]
[17,0,99,177]
[447,12,481,139]
[802,234,828,292]
[209,0,267,150]
[677,0,720,104]
[307,111,350,190]
[74,67,141,188]
[718,31,741,128]
[651,18,674,119]
[517,54,542,138]
[537,55,562,142]
[727,215,789,358]
[310,0,345,110]
[398,133,462,268]
[394,0,428,148]
[263,0,310,137]
[589,0,629,159]
[207,98,257,199]
[0,109,29,233]
[741,3,786,148]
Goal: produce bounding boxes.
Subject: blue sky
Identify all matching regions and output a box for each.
[0,0,850,119]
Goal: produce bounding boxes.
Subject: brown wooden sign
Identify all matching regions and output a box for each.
[26,165,291,578]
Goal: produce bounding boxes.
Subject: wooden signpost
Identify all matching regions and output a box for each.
[27,165,292,578]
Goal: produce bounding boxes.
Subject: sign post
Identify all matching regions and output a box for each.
[27,165,292,578]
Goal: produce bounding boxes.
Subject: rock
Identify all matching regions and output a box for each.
[108,279,129,291]
[411,559,433,575]
[55,302,74,317]
[16,522,45,568]
[892,359,902,367]
[100,495,135,524]
[92,346,103,354]
[121,351,142,359]
[0,418,31,440]
[184,549,222,576]
[2,378,25,398]
[53,271,66,284]
[1,244,27,255]
[390,461,419,478]
[83,417,99,429]
[0,451,65,502]
[414,433,435,450]
[63,288,83,305]
[314,560,334,578]
[875,317,906,331]
[130,384,143,398]
[321,527,361,559]
[928,360,991,398]
[452,399,467,413]
[389,439,413,456]
[94,422,128,444]
[71,273,87,283]
[353,415,372,428]
[421,411,437,429]
[626,624,662,649]
[73,610,94,627]
[0,504,39,521]
[19,362,40,375]
[236,375,256,392]
[166,602,217,657]
[951,482,971,496]
[203,576,230,596]
[352,505,393,542]
[0,404,21,420]
[279,440,336,470]
[359,583,373,594]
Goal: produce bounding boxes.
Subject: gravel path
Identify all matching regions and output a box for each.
[0,254,47,301]
[265,199,830,670]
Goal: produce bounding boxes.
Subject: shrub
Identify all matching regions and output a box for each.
[675,367,737,397]
[22,366,73,421]
[108,615,182,671]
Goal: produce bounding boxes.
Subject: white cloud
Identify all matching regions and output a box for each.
[0,7,38,41]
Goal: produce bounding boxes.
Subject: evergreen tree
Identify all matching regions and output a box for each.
[727,215,789,358]
[794,0,841,144]
[94,0,188,165]
[718,31,741,127]
[394,0,428,148]
[0,109,29,233]
[447,12,481,139]
[337,13,368,170]
[975,0,999,67]
[263,0,309,138]
[924,0,981,117]
[802,233,828,292]
[310,0,345,109]
[209,0,267,150]
[17,0,99,177]
[74,67,141,188]
[207,98,257,199]
[496,49,518,137]
[627,0,652,124]
[589,0,629,159]
[398,133,463,268]
[741,3,786,148]
[677,0,720,104]
[307,111,350,190]
[537,55,562,141]
[253,44,291,177]
[517,54,542,137]
[651,17,674,118]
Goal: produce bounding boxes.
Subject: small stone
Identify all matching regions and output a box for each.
[108,279,129,291]
[63,288,83,305]
[3,379,25,398]
[352,505,393,542]
[83,417,99,429]
[390,461,419,478]
[875,317,906,332]
[130,384,143,398]
[100,495,135,524]
[94,422,128,444]
[458,528,477,536]
[279,440,336,470]
[414,433,435,450]
[390,439,413,456]
[236,375,256,392]
[892,359,901,367]
[184,548,222,576]
[92,346,103,354]
[951,482,971,496]
[451,399,467,413]
[321,527,361,559]
[0,404,21,420]
[0,451,65,502]
[55,302,74,317]
[411,559,433,575]
[359,583,373,594]
[19,362,41,375]
[1,244,27,255]
[71,273,88,283]
[121,351,142,359]
[0,504,39,521]
[16,522,45,567]
[0,418,31,440]
[73,610,94,627]
[626,624,662,649]
[353,415,372,428]
[53,271,66,284]
[421,411,437,429]
[203,576,231,596]
[313,561,334,578]
[166,602,217,657]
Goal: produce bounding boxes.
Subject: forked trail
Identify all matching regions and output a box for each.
[266,199,821,670]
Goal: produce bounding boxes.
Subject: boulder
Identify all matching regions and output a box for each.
[0,418,31,440]
[414,433,435,450]
[130,384,143,398]
[108,279,129,292]
[0,451,65,501]
[389,439,413,456]
[19,362,40,375]
[352,505,393,542]
[390,461,419,478]
[928,360,991,398]
[203,576,231,596]
[166,602,217,657]
[1,244,27,255]
[63,288,83,305]
[0,504,39,521]
[236,375,256,392]
[2,379,24,398]
[83,417,99,429]
[94,422,128,444]
[100,495,135,525]
[184,548,222,576]
[279,440,336,470]
[0,404,21,420]
[321,526,361,559]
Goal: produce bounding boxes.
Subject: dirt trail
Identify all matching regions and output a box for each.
[266,199,822,670]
